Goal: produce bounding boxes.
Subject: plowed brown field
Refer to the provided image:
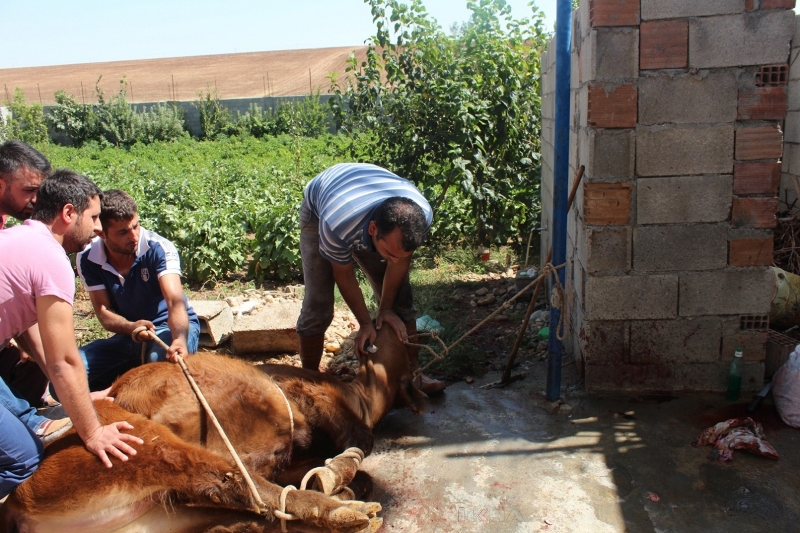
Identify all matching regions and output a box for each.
[0,46,369,105]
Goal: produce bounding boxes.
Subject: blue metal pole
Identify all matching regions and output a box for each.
[546,0,572,402]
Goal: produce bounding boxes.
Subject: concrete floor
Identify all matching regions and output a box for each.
[361,360,800,533]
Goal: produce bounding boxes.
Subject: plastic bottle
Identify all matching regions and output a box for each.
[726,348,743,401]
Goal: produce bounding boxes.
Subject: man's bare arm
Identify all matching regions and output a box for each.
[87,289,153,339]
[158,273,190,362]
[35,295,143,467]
[376,255,412,341]
[331,261,375,356]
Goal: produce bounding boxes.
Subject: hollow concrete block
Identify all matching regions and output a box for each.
[232,299,302,356]
[190,300,234,348]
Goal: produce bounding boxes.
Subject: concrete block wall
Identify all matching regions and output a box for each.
[783,15,800,206]
[541,0,796,392]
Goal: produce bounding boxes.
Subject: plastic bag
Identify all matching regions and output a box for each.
[416,314,443,333]
[772,344,800,428]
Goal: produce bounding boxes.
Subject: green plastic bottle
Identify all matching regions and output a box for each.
[726,348,743,401]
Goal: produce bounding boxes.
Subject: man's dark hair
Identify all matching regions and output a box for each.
[373,197,428,252]
[31,170,102,223]
[99,189,138,230]
[0,140,51,182]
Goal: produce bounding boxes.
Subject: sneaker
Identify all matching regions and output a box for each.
[37,418,73,445]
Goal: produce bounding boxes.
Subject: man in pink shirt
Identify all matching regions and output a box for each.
[0,170,142,498]
[0,141,52,407]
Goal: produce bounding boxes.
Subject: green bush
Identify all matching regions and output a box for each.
[194,88,231,140]
[3,88,49,145]
[48,81,186,147]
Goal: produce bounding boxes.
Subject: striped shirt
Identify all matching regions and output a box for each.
[304,163,432,265]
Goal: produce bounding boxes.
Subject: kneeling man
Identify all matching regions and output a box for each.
[76,189,200,391]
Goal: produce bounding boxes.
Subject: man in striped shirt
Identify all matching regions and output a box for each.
[297,163,446,394]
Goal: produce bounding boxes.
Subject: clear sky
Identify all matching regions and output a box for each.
[0,0,558,69]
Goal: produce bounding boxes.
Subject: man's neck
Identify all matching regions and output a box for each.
[104,242,136,274]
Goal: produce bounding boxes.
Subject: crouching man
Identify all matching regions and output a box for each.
[76,189,200,391]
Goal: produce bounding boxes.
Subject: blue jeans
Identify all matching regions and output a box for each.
[0,403,44,497]
[0,377,48,434]
[78,322,200,391]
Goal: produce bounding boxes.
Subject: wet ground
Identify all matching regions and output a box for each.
[361,359,800,533]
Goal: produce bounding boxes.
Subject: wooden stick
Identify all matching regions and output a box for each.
[499,165,585,385]
[137,328,265,513]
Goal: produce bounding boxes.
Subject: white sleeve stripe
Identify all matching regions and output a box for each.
[157,269,182,278]
[85,284,106,292]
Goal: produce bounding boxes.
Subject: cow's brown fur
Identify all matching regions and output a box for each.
[1,325,422,532]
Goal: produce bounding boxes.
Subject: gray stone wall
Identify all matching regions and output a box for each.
[541,0,796,392]
[782,15,800,206]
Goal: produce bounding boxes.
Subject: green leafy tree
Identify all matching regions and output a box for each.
[331,0,547,248]
[4,88,49,145]
[194,87,230,140]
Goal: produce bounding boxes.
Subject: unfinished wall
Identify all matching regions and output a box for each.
[542,0,796,392]
[783,15,800,205]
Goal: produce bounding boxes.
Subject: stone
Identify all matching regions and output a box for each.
[638,71,738,125]
[637,125,734,176]
[689,11,795,69]
[585,361,763,392]
[577,225,631,273]
[628,318,723,364]
[592,28,639,80]
[232,298,302,356]
[585,274,678,320]
[587,129,635,179]
[679,269,774,316]
[637,175,732,225]
[641,0,744,19]
[191,300,234,348]
[633,224,728,272]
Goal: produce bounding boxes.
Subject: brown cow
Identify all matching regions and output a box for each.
[1,324,426,532]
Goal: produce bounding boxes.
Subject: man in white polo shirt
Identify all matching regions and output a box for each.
[76,189,200,392]
[297,162,446,395]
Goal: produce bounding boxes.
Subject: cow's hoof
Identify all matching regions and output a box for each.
[326,506,371,532]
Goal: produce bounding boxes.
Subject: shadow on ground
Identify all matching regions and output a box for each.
[361,358,800,533]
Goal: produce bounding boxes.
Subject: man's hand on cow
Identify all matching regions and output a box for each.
[166,339,189,364]
[376,309,407,343]
[85,422,144,468]
[131,320,156,341]
[89,386,114,402]
[355,322,378,359]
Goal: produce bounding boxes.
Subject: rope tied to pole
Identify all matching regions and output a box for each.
[408,262,567,379]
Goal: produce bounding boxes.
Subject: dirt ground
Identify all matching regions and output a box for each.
[0,46,368,105]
